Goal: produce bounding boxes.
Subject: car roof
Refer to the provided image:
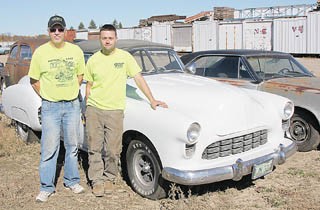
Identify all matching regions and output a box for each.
[11,38,49,48]
[76,39,172,53]
[184,49,291,57]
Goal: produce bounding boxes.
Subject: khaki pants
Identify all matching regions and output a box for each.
[85,106,124,185]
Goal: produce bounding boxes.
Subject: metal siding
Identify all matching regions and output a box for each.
[273,17,307,53]
[76,31,88,40]
[151,23,172,46]
[243,21,272,50]
[307,12,320,54]
[193,21,218,51]
[172,25,192,52]
[117,28,135,39]
[141,27,152,41]
[218,22,243,50]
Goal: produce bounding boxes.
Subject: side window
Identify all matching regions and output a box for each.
[194,56,240,78]
[131,50,154,73]
[239,60,252,80]
[20,45,32,60]
[9,45,19,59]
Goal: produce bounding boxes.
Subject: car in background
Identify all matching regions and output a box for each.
[2,39,48,89]
[0,45,10,55]
[181,50,320,152]
[2,40,296,200]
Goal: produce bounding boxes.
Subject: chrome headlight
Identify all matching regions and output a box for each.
[283,101,294,120]
[187,122,201,144]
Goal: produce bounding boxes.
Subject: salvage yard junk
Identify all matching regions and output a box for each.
[76,4,320,55]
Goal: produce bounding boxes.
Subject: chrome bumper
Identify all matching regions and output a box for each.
[162,142,297,185]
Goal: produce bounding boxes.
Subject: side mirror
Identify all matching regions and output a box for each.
[185,62,196,74]
[0,62,3,67]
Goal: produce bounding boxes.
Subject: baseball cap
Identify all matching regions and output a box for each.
[48,15,66,28]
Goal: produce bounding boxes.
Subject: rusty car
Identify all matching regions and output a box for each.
[181,49,320,152]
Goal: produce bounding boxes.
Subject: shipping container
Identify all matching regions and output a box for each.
[307,11,320,54]
[151,22,172,46]
[243,20,272,50]
[172,24,192,52]
[76,30,88,40]
[273,17,307,54]
[133,27,152,41]
[218,21,243,49]
[192,21,218,52]
[117,28,135,39]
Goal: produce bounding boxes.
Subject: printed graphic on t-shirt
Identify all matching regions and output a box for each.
[114,62,124,69]
[48,57,75,87]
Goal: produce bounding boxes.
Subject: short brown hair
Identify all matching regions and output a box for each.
[100,24,117,36]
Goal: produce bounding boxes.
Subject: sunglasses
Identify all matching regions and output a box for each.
[49,28,65,33]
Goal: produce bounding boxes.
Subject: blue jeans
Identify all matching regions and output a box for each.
[39,99,81,193]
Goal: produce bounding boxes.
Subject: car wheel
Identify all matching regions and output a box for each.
[15,121,40,143]
[289,113,320,152]
[126,139,166,200]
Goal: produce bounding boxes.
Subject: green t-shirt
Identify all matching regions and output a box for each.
[84,49,141,110]
[28,42,85,102]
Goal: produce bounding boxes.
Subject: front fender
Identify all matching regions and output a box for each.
[2,76,41,131]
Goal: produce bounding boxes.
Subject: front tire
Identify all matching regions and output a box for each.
[289,113,320,152]
[15,121,40,143]
[126,139,166,200]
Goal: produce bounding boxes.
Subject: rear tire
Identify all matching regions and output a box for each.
[289,113,320,152]
[15,121,40,143]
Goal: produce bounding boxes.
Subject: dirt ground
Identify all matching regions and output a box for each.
[0,55,320,210]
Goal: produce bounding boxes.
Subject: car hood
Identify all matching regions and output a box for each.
[127,73,270,136]
[262,77,320,94]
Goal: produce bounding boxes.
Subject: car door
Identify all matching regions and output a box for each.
[14,44,32,84]
[190,55,259,89]
[4,44,20,86]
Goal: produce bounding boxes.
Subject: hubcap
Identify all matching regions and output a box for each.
[133,151,155,187]
[290,118,310,143]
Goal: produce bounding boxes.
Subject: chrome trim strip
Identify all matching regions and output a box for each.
[162,142,297,185]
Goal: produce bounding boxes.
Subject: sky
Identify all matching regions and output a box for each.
[0,0,317,36]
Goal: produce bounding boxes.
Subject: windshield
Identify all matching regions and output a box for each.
[130,49,184,74]
[247,56,313,79]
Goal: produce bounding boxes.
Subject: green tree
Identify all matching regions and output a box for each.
[88,20,97,29]
[118,22,123,28]
[78,22,85,30]
[112,19,118,28]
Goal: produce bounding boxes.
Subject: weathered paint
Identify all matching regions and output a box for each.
[243,21,272,50]
[307,11,320,54]
[273,17,307,53]
[218,21,243,50]
[192,21,218,51]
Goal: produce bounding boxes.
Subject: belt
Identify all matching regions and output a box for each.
[42,98,78,103]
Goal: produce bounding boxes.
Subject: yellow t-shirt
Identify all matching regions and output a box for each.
[84,49,141,110]
[28,42,85,102]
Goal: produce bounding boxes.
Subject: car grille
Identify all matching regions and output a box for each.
[202,129,268,160]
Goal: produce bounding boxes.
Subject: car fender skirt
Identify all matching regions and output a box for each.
[162,142,297,185]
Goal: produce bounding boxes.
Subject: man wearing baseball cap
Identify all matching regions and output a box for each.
[28,15,85,202]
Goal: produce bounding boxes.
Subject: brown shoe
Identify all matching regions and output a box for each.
[104,181,115,194]
[92,183,104,197]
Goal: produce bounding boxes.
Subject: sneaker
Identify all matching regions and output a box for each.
[66,183,85,194]
[92,183,104,197]
[36,191,54,202]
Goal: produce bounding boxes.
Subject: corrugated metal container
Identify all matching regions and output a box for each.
[117,28,135,39]
[273,17,307,53]
[218,21,243,49]
[76,30,88,40]
[193,21,218,52]
[133,27,152,41]
[307,12,320,54]
[172,24,192,52]
[243,20,272,50]
[151,22,172,46]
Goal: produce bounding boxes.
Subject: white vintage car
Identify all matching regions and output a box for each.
[2,40,296,200]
